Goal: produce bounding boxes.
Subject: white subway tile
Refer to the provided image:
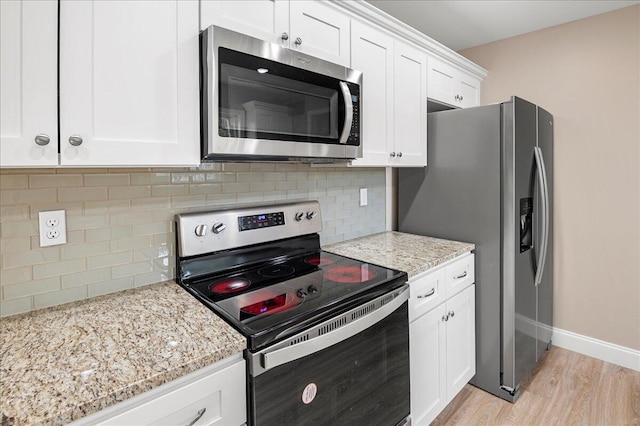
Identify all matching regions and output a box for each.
[34,286,86,309]
[1,188,57,204]
[131,172,170,185]
[0,175,28,189]
[33,258,86,280]
[59,187,108,202]
[1,205,29,222]
[0,297,32,317]
[151,184,189,197]
[0,267,32,286]
[110,236,152,252]
[87,251,132,270]
[61,241,110,260]
[3,247,59,268]
[1,237,30,253]
[189,184,222,195]
[112,261,153,279]
[132,221,172,237]
[4,277,60,300]
[131,197,171,211]
[88,277,133,298]
[62,268,111,289]
[67,215,109,231]
[108,186,151,200]
[134,271,170,287]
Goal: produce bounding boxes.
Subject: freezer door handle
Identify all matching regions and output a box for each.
[534,146,550,287]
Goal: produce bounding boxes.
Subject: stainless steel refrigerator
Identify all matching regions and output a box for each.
[398,96,553,402]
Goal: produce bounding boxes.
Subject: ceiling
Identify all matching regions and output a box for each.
[365,0,639,51]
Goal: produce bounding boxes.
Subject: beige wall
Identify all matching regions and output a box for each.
[460,5,640,350]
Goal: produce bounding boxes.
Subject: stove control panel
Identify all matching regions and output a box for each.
[176,201,322,257]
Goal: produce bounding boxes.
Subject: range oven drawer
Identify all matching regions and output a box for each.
[247,288,410,426]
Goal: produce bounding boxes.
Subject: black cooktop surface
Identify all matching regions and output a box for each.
[181,249,407,350]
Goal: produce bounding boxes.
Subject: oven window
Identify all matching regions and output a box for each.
[218,47,343,143]
[250,302,410,425]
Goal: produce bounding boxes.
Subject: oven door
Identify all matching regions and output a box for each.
[247,286,410,426]
[201,25,362,161]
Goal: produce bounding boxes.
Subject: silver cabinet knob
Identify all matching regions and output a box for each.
[390,152,396,157]
[449,310,455,318]
[306,211,316,220]
[397,152,403,157]
[442,314,448,322]
[294,212,304,221]
[34,134,50,146]
[295,37,302,45]
[68,135,83,146]
[194,224,208,237]
[281,32,289,41]
[212,222,226,234]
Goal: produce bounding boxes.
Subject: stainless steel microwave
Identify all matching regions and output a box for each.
[200,25,362,162]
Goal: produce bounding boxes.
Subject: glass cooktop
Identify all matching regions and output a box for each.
[182,250,407,350]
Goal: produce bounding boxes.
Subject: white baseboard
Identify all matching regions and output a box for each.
[552,327,640,372]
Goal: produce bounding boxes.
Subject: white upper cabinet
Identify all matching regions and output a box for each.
[201,0,350,66]
[59,0,200,166]
[350,21,394,167]
[0,0,58,167]
[351,22,426,168]
[392,41,427,166]
[427,55,481,108]
[200,0,289,45]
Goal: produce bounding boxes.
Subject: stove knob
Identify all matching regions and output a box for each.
[194,224,208,237]
[306,211,316,220]
[307,285,318,294]
[294,212,304,221]
[297,288,308,298]
[212,222,226,234]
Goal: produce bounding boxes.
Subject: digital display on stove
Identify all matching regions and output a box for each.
[238,212,285,231]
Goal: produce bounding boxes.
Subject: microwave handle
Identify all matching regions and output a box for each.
[339,82,353,144]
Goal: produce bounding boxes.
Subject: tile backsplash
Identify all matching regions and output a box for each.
[0,163,386,317]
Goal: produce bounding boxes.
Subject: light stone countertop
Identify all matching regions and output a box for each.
[0,232,471,425]
[325,231,475,278]
[0,281,246,426]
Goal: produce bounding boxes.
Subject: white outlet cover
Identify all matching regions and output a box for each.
[39,210,67,247]
[359,188,368,206]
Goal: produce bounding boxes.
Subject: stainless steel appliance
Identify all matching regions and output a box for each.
[200,26,362,162]
[398,96,553,402]
[175,201,410,425]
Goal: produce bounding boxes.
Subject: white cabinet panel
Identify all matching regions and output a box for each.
[201,0,288,44]
[59,0,200,166]
[393,41,427,166]
[289,1,351,66]
[0,0,58,167]
[350,21,394,167]
[410,303,447,426]
[73,356,246,426]
[409,253,475,425]
[201,0,350,66]
[428,55,480,109]
[445,284,476,399]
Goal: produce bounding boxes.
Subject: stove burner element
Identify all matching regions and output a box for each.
[325,265,377,284]
[258,264,295,279]
[209,277,250,294]
[305,255,334,267]
[240,292,300,317]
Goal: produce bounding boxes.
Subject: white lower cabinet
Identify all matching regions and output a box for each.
[72,355,246,426]
[409,254,476,425]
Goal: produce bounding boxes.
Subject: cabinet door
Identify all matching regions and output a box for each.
[458,75,481,108]
[350,21,394,167]
[0,0,58,167]
[410,304,447,426]
[445,284,476,400]
[289,1,351,66]
[393,41,427,167]
[427,55,456,106]
[200,0,288,45]
[59,0,200,166]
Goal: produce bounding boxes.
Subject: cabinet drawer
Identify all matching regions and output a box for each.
[409,268,446,322]
[445,253,475,298]
[96,359,246,426]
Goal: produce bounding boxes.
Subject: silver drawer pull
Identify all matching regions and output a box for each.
[34,134,50,146]
[417,288,435,299]
[453,271,468,279]
[185,408,206,426]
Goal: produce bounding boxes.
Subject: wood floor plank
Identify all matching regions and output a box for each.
[430,347,640,425]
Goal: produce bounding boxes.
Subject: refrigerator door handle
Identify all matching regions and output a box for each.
[534,147,550,286]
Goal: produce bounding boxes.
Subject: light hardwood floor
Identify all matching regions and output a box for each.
[431,346,640,425]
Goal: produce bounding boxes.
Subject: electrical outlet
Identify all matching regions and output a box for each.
[359,188,368,206]
[39,210,67,247]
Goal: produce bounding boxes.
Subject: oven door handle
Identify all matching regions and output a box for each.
[260,286,409,372]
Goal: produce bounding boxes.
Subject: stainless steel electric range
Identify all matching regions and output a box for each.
[175,201,410,426]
